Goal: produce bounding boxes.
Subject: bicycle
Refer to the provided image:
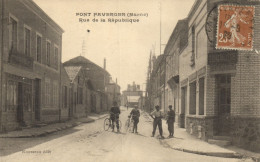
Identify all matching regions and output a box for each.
[125,116,134,132]
[104,113,122,131]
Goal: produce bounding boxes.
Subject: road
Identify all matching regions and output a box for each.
[1,107,244,162]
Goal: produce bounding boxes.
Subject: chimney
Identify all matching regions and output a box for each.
[104,58,106,70]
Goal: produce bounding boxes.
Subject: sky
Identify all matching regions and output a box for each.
[33,0,195,92]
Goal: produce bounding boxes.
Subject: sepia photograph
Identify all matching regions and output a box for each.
[0,0,259,161]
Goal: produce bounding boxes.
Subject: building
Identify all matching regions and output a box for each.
[148,55,165,112]
[164,19,188,126]
[0,0,64,131]
[178,0,260,151]
[63,56,111,113]
[121,82,143,107]
[106,78,121,108]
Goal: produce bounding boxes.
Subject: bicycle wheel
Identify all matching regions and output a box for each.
[129,120,134,132]
[117,119,122,131]
[125,119,130,132]
[104,118,110,131]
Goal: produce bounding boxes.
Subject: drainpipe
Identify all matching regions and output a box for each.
[59,35,62,122]
[0,0,5,131]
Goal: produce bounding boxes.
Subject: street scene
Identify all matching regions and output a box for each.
[0,0,260,161]
[0,107,253,162]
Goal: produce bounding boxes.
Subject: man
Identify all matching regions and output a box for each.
[129,105,140,133]
[166,105,175,138]
[150,105,164,138]
[110,101,121,132]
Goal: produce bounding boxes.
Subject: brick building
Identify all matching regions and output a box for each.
[164,19,188,125]
[63,56,111,114]
[178,0,260,151]
[0,0,64,131]
[147,55,165,112]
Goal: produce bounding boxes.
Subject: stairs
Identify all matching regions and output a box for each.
[208,136,232,147]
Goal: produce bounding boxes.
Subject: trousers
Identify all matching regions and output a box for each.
[152,118,163,136]
[111,117,119,130]
[168,120,174,135]
[133,119,139,133]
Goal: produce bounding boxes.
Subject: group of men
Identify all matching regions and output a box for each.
[110,101,175,138]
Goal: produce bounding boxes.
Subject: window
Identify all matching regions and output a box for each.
[36,34,42,62]
[24,27,31,56]
[9,16,17,51]
[6,80,17,111]
[54,46,58,69]
[45,78,51,106]
[46,41,51,66]
[53,82,58,106]
[77,87,83,104]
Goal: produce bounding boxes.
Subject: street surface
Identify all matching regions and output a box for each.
[1,107,245,162]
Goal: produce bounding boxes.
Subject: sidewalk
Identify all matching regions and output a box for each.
[142,111,260,161]
[0,113,109,138]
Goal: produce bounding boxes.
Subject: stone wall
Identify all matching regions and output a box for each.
[186,116,217,140]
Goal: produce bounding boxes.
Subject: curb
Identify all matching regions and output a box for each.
[159,139,243,159]
[0,116,101,138]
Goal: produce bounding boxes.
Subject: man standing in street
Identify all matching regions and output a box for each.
[150,105,164,139]
[110,101,121,132]
[129,105,140,133]
[166,105,175,138]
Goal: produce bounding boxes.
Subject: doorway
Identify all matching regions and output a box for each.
[181,86,187,128]
[216,74,231,135]
[34,79,41,121]
[17,83,24,124]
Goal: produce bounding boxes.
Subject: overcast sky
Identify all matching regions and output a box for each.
[33,0,194,91]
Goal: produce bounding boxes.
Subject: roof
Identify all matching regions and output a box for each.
[127,96,140,103]
[24,0,64,33]
[164,18,188,55]
[63,56,110,76]
[64,66,82,82]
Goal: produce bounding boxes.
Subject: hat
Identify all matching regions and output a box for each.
[155,105,160,108]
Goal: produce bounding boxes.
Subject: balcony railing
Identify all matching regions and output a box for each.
[8,50,33,69]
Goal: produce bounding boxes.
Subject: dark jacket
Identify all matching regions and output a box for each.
[167,110,175,122]
[110,106,120,118]
[130,109,140,120]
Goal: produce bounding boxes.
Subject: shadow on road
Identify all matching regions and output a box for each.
[0,127,81,157]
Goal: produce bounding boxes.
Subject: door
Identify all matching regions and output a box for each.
[217,75,231,135]
[181,86,187,128]
[34,79,41,121]
[91,94,96,113]
[17,83,24,123]
[69,88,73,118]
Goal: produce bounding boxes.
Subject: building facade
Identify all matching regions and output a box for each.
[63,56,111,114]
[164,19,188,125]
[178,0,260,151]
[0,0,64,131]
[121,82,143,107]
[146,0,260,152]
